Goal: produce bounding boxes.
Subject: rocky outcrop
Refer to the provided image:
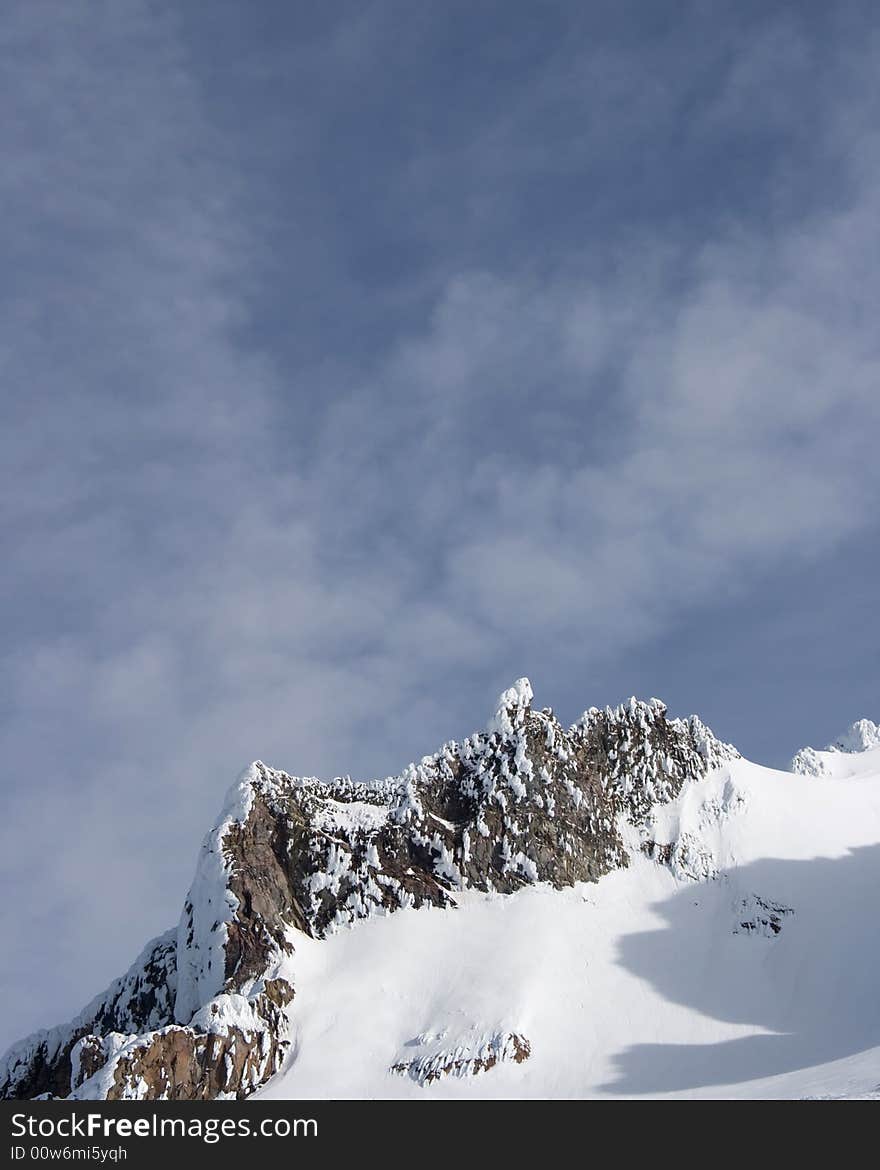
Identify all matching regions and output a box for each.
[392,1031,531,1084]
[0,679,736,1101]
[70,978,294,1101]
[733,895,794,938]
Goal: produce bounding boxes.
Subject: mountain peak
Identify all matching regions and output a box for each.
[831,718,880,753]
[791,717,880,777]
[0,683,736,1102]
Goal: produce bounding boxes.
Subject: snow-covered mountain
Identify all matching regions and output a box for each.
[3,680,880,1100]
[791,719,880,779]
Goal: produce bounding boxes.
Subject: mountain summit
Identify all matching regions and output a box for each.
[1,680,736,1100]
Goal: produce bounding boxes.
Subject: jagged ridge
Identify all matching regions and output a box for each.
[0,680,736,1100]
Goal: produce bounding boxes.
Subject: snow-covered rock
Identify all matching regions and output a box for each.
[833,719,880,753]
[391,1030,531,1085]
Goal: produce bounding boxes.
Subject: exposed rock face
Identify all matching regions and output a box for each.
[79,979,294,1101]
[0,679,736,1101]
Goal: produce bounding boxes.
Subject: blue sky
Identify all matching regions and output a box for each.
[2,0,878,1048]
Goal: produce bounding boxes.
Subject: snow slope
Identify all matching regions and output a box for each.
[260,754,880,1100]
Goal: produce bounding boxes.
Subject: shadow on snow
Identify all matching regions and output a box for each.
[602,843,880,1094]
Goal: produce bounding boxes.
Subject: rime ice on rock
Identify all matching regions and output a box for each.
[1,679,737,1102]
[487,677,534,737]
